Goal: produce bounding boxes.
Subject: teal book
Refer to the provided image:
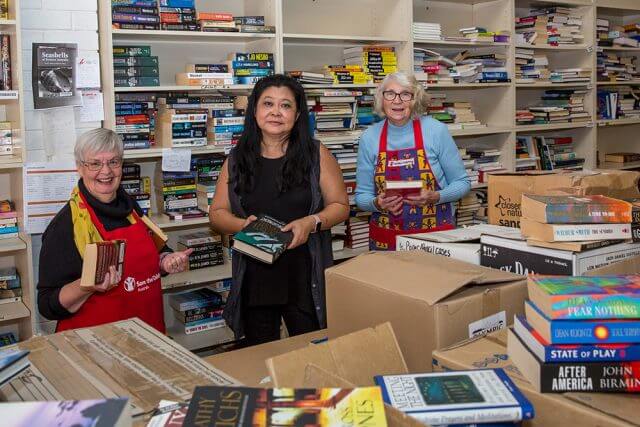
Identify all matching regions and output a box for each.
[233,214,292,264]
[527,275,640,319]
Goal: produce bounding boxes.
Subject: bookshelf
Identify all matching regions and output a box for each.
[0,0,34,344]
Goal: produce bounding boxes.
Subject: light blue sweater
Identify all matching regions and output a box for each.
[355,116,471,213]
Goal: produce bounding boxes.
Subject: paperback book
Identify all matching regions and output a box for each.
[520,218,631,242]
[383,180,423,198]
[233,214,292,264]
[3,398,131,427]
[521,194,633,224]
[79,240,126,288]
[0,348,30,386]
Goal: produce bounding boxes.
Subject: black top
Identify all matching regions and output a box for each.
[37,179,170,321]
[240,156,313,307]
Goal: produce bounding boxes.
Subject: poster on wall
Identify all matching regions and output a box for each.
[32,43,82,109]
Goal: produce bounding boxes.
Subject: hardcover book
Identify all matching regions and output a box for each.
[525,300,640,344]
[519,218,631,242]
[0,348,30,386]
[521,194,632,224]
[527,274,640,319]
[374,370,534,425]
[233,214,292,264]
[79,240,126,288]
[383,180,423,198]
[514,315,640,363]
[3,398,131,427]
[508,329,640,393]
[183,386,388,426]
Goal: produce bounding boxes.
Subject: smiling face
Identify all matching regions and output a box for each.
[255,85,298,142]
[77,151,123,203]
[382,81,415,127]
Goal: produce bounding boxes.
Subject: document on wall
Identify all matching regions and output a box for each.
[42,107,76,160]
[76,52,101,89]
[23,162,78,234]
[78,90,104,122]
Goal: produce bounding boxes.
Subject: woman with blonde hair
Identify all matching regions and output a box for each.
[355,72,470,250]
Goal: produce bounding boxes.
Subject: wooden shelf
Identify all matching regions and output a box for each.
[0,19,16,26]
[0,237,27,253]
[516,122,593,132]
[124,145,227,160]
[449,127,513,137]
[149,213,210,230]
[515,43,590,51]
[302,84,377,89]
[426,83,511,88]
[283,33,407,45]
[413,39,509,48]
[0,301,30,323]
[167,322,236,352]
[0,90,18,101]
[112,29,276,43]
[596,0,640,11]
[114,84,254,93]
[596,80,640,86]
[516,82,591,88]
[162,262,231,291]
[0,156,23,169]
[599,46,640,52]
[597,118,640,127]
[600,161,640,170]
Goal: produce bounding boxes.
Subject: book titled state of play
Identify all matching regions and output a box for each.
[233,214,293,264]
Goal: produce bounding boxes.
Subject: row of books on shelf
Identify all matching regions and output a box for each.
[168,281,230,335]
[413,22,510,44]
[597,86,640,121]
[516,89,590,125]
[515,5,584,47]
[426,92,486,131]
[516,48,590,84]
[597,51,640,83]
[414,48,509,84]
[597,18,640,48]
[0,266,21,306]
[516,135,584,171]
[111,0,274,33]
[0,199,18,238]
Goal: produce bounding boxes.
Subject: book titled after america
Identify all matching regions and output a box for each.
[232,214,292,264]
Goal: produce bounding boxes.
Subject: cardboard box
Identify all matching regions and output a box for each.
[204,329,328,386]
[480,235,640,275]
[396,235,480,264]
[585,254,640,275]
[432,330,637,427]
[325,251,527,372]
[488,170,640,227]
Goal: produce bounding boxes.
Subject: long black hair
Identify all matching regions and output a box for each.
[231,74,315,195]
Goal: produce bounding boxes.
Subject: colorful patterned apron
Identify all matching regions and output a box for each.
[369,119,455,251]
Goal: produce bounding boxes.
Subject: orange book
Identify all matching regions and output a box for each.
[196,12,233,21]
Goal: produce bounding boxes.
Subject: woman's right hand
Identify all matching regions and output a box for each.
[85,265,121,293]
[375,193,403,216]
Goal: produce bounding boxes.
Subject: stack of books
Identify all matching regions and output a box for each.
[196,12,233,32]
[456,191,484,226]
[177,231,224,271]
[521,135,584,171]
[412,22,441,41]
[168,287,226,335]
[307,89,358,143]
[0,122,11,157]
[467,148,506,183]
[517,89,589,125]
[156,104,208,148]
[114,92,157,150]
[159,1,197,31]
[516,6,583,46]
[509,274,640,393]
[516,136,540,171]
[459,27,510,43]
[0,200,18,239]
[604,152,640,164]
[323,64,372,85]
[425,92,486,131]
[342,46,397,84]
[121,163,150,215]
[459,147,479,185]
[519,194,634,244]
[345,215,369,249]
[235,15,275,34]
[597,20,640,48]
[597,51,640,82]
[111,0,160,30]
[549,68,591,84]
[515,48,549,83]
[0,267,21,306]
[113,46,160,87]
[156,167,206,221]
[286,70,334,85]
[229,52,275,85]
[414,48,509,84]
[598,86,640,120]
[175,63,234,87]
[195,156,224,212]
[356,90,376,126]
[413,48,455,84]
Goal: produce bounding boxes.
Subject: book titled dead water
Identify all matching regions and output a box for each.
[32,43,81,109]
[232,214,293,264]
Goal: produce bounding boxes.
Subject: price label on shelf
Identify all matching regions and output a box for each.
[0,91,18,100]
[586,45,593,53]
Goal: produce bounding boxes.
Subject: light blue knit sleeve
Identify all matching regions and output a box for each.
[435,125,471,204]
[355,128,380,213]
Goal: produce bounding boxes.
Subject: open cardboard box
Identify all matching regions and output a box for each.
[325,251,528,372]
[266,323,426,427]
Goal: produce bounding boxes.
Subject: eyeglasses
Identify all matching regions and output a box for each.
[81,157,123,171]
[382,90,414,102]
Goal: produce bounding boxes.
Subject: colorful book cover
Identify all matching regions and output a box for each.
[233,214,292,264]
[374,369,533,425]
[3,398,130,427]
[525,300,640,344]
[527,275,640,319]
[522,194,632,224]
[183,386,388,426]
[514,315,640,362]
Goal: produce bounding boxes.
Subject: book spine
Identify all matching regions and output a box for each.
[540,362,640,392]
[175,297,222,312]
[548,223,631,241]
[550,319,640,344]
[184,319,226,334]
[545,343,640,362]
[0,35,10,91]
[544,204,631,224]
[548,295,640,320]
[184,314,224,327]
[179,309,224,324]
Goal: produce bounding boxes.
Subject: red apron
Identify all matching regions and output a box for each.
[369,119,455,251]
[56,194,165,333]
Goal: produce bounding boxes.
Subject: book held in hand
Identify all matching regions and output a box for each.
[233,214,293,264]
[383,180,423,198]
[0,348,29,386]
[521,194,633,224]
[80,240,126,288]
[183,385,388,426]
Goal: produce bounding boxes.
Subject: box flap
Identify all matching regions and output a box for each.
[266,323,408,388]
[565,394,640,426]
[326,251,523,305]
[489,171,556,177]
[585,255,640,276]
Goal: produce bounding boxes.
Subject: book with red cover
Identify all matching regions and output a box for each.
[384,180,422,198]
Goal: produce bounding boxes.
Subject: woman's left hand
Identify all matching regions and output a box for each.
[405,189,440,206]
[281,216,316,250]
[161,248,194,274]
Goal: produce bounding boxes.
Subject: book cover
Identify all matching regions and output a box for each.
[0,348,30,386]
[183,386,388,426]
[32,43,81,109]
[525,300,640,344]
[383,180,423,198]
[80,240,126,287]
[374,370,533,425]
[168,287,223,312]
[514,315,640,363]
[233,214,293,264]
[3,398,131,427]
[521,194,632,224]
[527,274,640,319]
[508,329,640,393]
[519,218,631,242]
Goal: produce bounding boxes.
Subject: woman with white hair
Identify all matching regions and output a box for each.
[355,72,471,250]
[37,128,193,332]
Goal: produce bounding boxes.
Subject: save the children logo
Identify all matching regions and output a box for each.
[123,276,136,292]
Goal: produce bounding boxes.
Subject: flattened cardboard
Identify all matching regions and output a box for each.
[204,329,328,386]
[266,323,407,388]
[326,251,527,371]
[432,330,634,427]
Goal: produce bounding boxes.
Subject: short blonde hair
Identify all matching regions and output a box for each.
[74,128,124,163]
[374,72,429,119]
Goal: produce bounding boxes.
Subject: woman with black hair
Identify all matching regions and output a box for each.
[209,74,349,346]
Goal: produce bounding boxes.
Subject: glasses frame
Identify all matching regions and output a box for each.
[81,157,123,172]
[382,90,414,102]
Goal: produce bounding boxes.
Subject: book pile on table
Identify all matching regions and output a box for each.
[113,45,160,87]
[516,6,583,46]
[509,273,640,393]
[168,287,226,335]
[597,19,640,48]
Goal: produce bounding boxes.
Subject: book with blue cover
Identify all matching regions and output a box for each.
[527,274,640,320]
[374,369,534,425]
[525,300,640,344]
[0,348,30,386]
[514,315,640,362]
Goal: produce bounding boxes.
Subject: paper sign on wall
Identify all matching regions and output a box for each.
[78,91,104,122]
[162,148,191,172]
[76,52,101,89]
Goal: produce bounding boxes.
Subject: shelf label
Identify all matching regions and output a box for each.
[586,122,594,128]
[586,45,593,53]
[200,84,231,90]
[587,84,593,90]
[0,91,18,100]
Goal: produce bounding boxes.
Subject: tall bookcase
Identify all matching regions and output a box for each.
[0,0,34,344]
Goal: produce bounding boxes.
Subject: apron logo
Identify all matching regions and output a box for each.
[123,276,136,292]
[388,158,414,168]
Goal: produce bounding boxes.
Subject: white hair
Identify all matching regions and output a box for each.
[74,128,124,163]
[374,72,429,119]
